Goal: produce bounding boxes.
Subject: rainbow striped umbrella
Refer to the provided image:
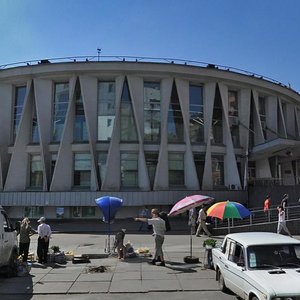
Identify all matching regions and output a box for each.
[207,201,251,220]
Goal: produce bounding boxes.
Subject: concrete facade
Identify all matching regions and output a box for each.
[1,60,300,219]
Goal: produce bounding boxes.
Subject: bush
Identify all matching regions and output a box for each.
[203,239,217,248]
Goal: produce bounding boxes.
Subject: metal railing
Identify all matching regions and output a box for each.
[0,55,298,95]
[213,203,300,230]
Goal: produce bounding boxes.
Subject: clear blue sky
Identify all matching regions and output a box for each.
[1,0,300,91]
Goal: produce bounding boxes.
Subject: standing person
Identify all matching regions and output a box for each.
[263,194,271,215]
[281,194,288,209]
[135,208,166,266]
[19,218,36,262]
[37,217,52,264]
[114,229,126,260]
[196,205,212,237]
[277,205,292,237]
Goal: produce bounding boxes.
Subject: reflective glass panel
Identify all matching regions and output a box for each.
[121,153,138,187]
[144,82,161,142]
[52,83,69,142]
[212,155,224,186]
[168,153,184,186]
[212,86,223,144]
[13,86,26,141]
[168,83,184,142]
[29,154,43,188]
[74,82,88,142]
[97,81,116,141]
[189,85,204,143]
[98,152,108,185]
[73,153,91,187]
[145,152,159,189]
[193,153,205,187]
[120,80,138,141]
[31,102,40,143]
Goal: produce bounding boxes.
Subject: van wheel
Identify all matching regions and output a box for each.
[7,251,18,277]
[218,270,227,292]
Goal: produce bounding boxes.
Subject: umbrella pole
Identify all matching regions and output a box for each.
[190,225,193,257]
[227,218,230,234]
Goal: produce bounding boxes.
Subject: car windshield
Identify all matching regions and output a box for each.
[247,244,300,269]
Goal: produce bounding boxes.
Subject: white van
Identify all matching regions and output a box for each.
[0,206,18,276]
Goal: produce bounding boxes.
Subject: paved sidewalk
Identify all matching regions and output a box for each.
[0,233,228,298]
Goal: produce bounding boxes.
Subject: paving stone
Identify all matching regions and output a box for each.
[109,279,145,293]
[33,282,73,294]
[77,272,113,282]
[142,279,182,291]
[39,273,80,282]
[68,281,110,293]
[179,278,219,291]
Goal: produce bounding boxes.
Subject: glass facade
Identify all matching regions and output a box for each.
[228,90,239,146]
[212,155,224,187]
[13,86,26,142]
[168,82,184,142]
[193,153,205,187]
[144,82,161,142]
[259,96,267,139]
[97,81,116,141]
[52,82,69,142]
[73,153,91,188]
[121,153,138,188]
[168,152,184,186]
[29,154,43,188]
[31,102,40,143]
[97,152,108,186]
[74,82,88,142]
[189,85,204,143]
[120,80,138,141]
[25,206,44,218]
[145,152,159,189]
[212,86,223,144]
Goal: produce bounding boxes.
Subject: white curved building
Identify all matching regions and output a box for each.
[0,58,300,219]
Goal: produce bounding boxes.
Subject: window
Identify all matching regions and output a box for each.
[168,153,184,186]
[51,153,57,181]
[52,82,69,142]
[82,206,95,217]
[168,82,184,142]
[259,96,267,139]
[13,86,26,142]
[211,86,223,144]
[97,152,108,186]
[212,155,224,187]
[228,90,239,146]
[193,153,205,187]
[31,102,40,143]
[120,79,138,141]
[74,81,88,142]
[25,206,44,218]
[144,82,161,142]
[97,81,116,141]
[29,154,43,188]
[73,153,91,188]
[145,152,159,189]
[56,207,64,219]
[189,85,204,143]
[121,153,138,188]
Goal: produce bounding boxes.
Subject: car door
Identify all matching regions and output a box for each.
[1,211,15,264]
[224,240,246,298]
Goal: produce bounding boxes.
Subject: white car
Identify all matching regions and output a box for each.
[212,232,300,300]
[0,206,18,276]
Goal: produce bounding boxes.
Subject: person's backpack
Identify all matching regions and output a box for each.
[159,211,171,232]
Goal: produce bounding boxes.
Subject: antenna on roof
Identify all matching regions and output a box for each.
[97,48,102,62]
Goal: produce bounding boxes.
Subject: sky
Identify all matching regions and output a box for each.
[1,0,300,91]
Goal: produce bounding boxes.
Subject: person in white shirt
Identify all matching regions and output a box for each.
[196,206,211,237]
[135,208,166,266]
[277,205,292,237]
[37,217,52,264]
